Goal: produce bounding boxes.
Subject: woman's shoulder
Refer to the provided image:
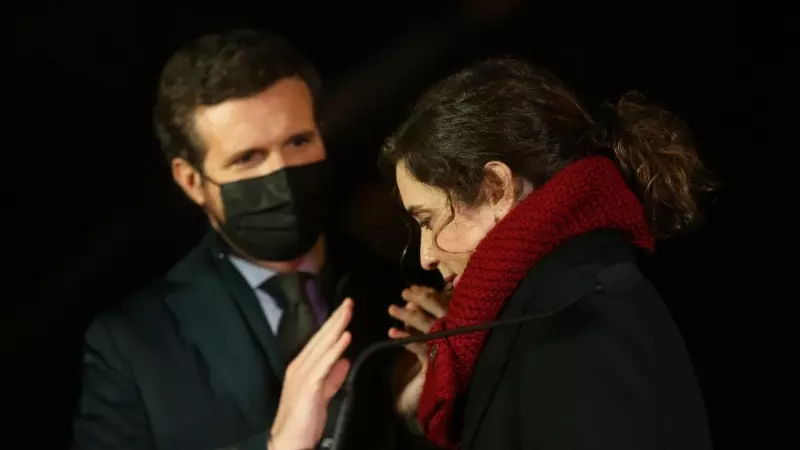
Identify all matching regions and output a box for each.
[508,230,678,353]
[513,252,682,369]
[510,230,650,315]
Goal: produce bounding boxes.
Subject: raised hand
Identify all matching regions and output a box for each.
[269,299,354,450]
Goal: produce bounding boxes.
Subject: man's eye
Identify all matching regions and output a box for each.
[235,151,263,166]
[288,134,312,148]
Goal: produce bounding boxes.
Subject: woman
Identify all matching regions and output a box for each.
[385,58,716,450]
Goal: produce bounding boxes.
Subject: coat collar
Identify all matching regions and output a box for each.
[460,231,638,450]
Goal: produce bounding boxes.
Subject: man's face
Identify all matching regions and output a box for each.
[172,76,325,227]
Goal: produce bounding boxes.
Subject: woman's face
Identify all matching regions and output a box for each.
[395,160,516,288]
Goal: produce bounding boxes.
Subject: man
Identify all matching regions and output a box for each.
[72,29,409,450]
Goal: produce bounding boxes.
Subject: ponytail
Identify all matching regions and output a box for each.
[607,92,719,238]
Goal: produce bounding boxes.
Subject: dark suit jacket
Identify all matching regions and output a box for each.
[72,230,409,450]
[460,231,712,450]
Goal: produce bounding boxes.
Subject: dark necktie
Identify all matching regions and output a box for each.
[261,272,319,363]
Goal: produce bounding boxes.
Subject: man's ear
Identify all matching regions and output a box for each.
[482,161,516,217]
[171,157,206,206]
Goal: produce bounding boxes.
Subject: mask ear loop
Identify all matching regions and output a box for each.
[198,170,221,186]
[194,169,235,256]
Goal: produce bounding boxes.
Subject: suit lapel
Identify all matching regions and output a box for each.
[213,255,286,379]
[165,232,283,428]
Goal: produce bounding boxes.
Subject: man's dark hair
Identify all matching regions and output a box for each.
[153,29,321,168]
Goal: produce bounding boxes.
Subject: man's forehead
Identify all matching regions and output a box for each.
[194,80,315,155]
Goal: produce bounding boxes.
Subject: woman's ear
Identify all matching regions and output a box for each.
[482,161,516,219]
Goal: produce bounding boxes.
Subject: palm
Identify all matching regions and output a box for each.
[280,359,349,448]
[397,366,425,415]
[269,301,353,450]
[286,388,327,441]
[393,344,428,417]
[388,285,448,423]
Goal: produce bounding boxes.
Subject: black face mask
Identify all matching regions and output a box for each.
[209,161,331,262]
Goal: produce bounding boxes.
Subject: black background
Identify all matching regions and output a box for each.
[9,2,785,448]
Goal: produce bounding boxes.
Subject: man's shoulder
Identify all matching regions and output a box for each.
[89,235,218,336]
[87,276,176,338]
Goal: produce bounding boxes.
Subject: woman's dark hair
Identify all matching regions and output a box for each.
[381,58,718,238]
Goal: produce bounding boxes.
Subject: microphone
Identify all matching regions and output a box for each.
[327,277,615,450]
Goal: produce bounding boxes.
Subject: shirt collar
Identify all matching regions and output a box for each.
[228,253,320,289]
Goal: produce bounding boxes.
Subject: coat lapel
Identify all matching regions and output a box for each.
[460,232,627,450]
[459,287,530,450]
[212,254,286,379]
[165,232,283,428]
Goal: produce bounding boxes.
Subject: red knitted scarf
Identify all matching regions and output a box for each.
[417,157,655,449]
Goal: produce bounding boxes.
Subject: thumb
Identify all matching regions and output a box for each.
[405,342,428,362]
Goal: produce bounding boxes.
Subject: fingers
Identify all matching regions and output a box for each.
[271,300,354,450]
[323,359,351,400]
[293,299,353,373]
[311,298,353,349]
[388,327,410,339]
[388,305,435,333]
[402,285,447,319]
[303,299,352,371]
[399,304,425,333]
[311,329,352,382]
[405,302,421,313]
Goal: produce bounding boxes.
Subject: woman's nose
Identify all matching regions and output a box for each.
[419,238,438,271]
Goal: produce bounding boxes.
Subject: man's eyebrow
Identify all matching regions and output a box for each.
[281,129,316,147]
[223,147,262,167]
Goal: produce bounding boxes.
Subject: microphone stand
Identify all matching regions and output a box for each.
[327,283,603,450]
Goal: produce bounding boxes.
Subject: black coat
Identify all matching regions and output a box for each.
[72,230,410,450]
[459,231,712,450]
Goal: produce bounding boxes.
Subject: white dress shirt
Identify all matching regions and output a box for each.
[228,254,320,334]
